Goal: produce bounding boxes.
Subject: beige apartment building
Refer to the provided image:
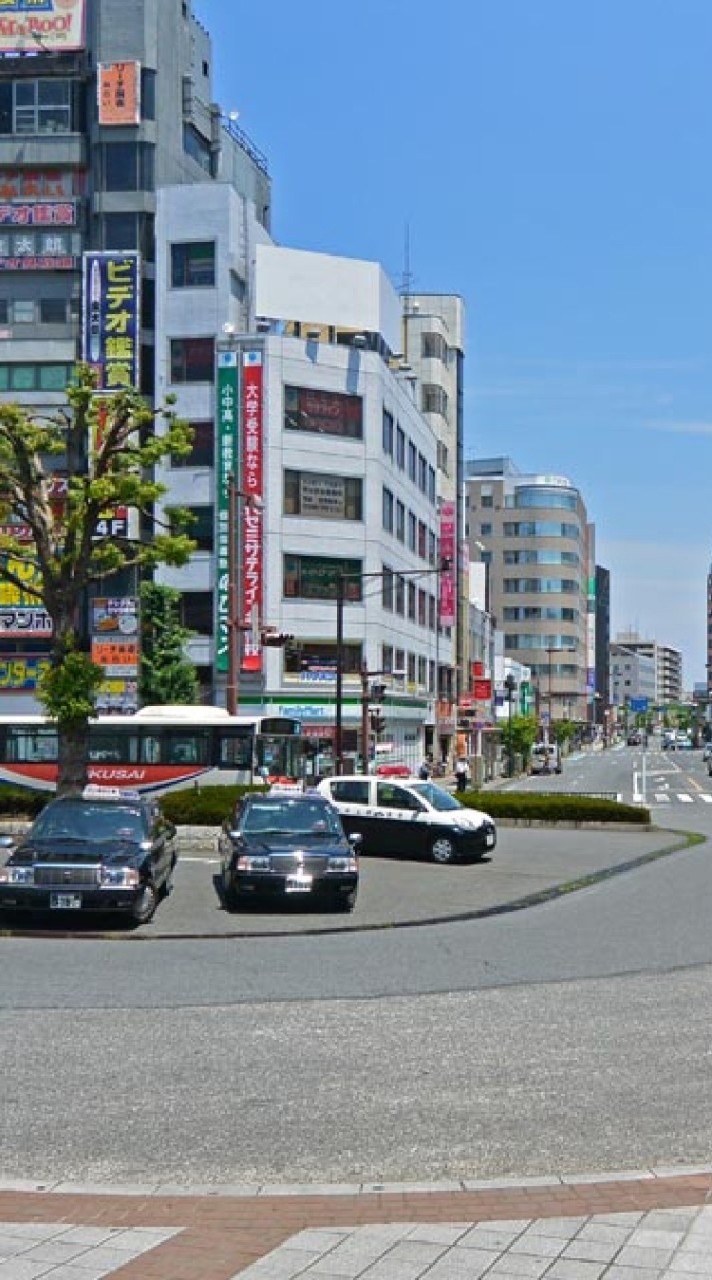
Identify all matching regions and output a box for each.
[465,457,595,725]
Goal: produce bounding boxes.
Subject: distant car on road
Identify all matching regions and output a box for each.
[529,743,563,775]
[0,786,176,925]
[219,790,359,912]
[627,731,643,746]
[317,775,496,864]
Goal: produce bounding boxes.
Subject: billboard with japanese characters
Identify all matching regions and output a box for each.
[0,0,86,55]
[215,352,238,674]
[438,500,456,627]
[98,61,141,126]
[241,351,263,673]
[81,251,141,392]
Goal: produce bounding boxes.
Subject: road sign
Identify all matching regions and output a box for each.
[629,697,649,712]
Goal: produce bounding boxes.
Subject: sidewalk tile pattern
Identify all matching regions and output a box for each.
[0,1171,710,1280]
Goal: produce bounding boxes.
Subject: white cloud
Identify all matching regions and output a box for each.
[643,420,712,436]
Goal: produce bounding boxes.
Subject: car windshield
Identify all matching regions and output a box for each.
[243,799,343,837]
[406,782,462,812]
[31,801,145,843]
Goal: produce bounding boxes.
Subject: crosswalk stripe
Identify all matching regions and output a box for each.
[699,794,712,803]
[654,793,670,802]
[677,794,694,803]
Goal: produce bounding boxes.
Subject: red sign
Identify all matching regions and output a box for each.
[472,660,484,679]
[473,678,492,701]
[241,351,263,673]
[0,203,76,226]
[439,500,456,626]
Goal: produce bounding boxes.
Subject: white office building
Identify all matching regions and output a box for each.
[154,221,446,770]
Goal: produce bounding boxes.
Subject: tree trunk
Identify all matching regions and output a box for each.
[56,720,90,795]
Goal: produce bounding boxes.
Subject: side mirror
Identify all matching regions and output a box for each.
[348,832,363,851]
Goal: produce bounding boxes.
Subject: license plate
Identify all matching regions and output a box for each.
[50,892,82,910]
[285,873,312,893]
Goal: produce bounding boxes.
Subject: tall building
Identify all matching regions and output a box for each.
[464,457,595,723]
[612,632,682,706]
[594,564,611,718]
[155,241,446,770]
[0,0,270,711]
[610,643,656,709]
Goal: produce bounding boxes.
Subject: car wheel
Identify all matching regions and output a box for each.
[221,867,239,911]
[131,881,158,925]
[332,890,356,912]
[431,834,456,864]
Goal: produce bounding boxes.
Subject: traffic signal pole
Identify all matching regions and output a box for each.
[360,664,370,776]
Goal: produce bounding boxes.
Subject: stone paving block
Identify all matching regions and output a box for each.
[416,1248,502,1280]
[488,1252,551,1278]
[615,1245,676,1269]
[509,1233,568,1258]
[0,1263,48,1280]
[628,1228,687,1250]
[667,1257,712,1277]
[457,1226,528,1251]
[544,1261,607,1280]
[593,1213,645,1227]
[282,1228,352,1253]
[576,1223,634,1246]
[562,1238,622,1264]
[602,1270,662,1280]
[404,1225,471,1245]
[232,1247,326,1279]
[12,1238,94,1266]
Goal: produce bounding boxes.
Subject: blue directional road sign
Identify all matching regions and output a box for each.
[629,697,649,712]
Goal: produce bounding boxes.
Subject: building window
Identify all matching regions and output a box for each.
[171,420,214,467]
[395,574,405,616]
[169,337,214,383]
[395,499,405,542]
[284,470,362,520]
[102,142,154,192]
[39,298,68,324]
[102,212,139,251]
[418,453,428,493]
[285,641,362,677]
[0,300,7,323]
[407,581,416,620]
[427,465,436,504]
[417,589,426,626]
[481,494,494,508]
[382,644,393,674]
[480,523,492,536]
[283,554,363,601]
[141,68,157,120]
[421,332,448,361]
[422,384,448,416]
[0,363,73,391]
[437,440,449,474]
[408,510,417,552]
[13,79,72,135]
[428,529,437,565]
[183,123,213,174]
[382,408,394,455]
[13,300,34,323]
[396,425,405,468]
[284,385,363,439]
[169,505,213,551]
[408,440,417,482]
[418,520,427,559]
[382,487,394,533]
[171,241,216,288]
[382,565,393,611]
[180,591,213,631]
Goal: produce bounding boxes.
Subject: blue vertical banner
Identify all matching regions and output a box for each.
[81,251,141,391]
[215,350,239,674]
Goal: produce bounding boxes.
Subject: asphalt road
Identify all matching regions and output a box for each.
[2,743,712,1188]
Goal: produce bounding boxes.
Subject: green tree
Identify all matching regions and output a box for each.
[500,714,539,771]
[552,718,577,747]
[139,580,199,706]
[0,365,195,793]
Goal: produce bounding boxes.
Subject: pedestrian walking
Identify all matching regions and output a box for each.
[455,756,469,793]
[418,760,430,780]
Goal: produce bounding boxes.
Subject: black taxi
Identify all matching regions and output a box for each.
[0,786,176,925]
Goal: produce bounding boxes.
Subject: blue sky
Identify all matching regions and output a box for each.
[195,0,712,687]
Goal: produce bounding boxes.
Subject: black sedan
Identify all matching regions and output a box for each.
[219,791,359,912]
[0,787,176,925]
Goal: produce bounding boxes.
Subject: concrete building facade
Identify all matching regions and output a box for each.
[612,632,683,706]
[465,457,594,724]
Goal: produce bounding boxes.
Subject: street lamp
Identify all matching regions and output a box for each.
[504,671,517,778]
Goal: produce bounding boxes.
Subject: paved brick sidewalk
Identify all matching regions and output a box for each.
[1,1168,711,1278]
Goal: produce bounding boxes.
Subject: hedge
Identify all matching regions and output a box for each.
[461,790,651,825]
[0,783,650,827]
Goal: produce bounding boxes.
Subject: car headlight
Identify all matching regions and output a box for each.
[100,867,140,888]
[327,856,358,873]
[237,855,271,871]
[0,865,34,885]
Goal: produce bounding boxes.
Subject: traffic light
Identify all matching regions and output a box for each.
[369,710,386,735]
[261,629,295,647]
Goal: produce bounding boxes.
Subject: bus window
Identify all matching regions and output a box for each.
[6,727,57,763]
[217,729,253,770]
[165,731,209,765]
[88,729,139,764]
[141,734,162,764]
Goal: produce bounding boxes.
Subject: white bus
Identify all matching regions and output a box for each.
[0,705,306,794]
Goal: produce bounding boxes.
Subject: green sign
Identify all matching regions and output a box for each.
[215,351,238,673]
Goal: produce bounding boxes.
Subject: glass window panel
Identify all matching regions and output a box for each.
[12,300,34,323]
[39,364,70,390]
[10,365,34,390]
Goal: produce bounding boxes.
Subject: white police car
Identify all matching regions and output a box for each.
[316,775,496,863]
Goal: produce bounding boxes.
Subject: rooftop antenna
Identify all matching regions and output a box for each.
[399,221,415,360]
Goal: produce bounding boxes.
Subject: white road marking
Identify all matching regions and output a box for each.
[699,793,712,803]
[677,794,694,803]
[654,793,670,803]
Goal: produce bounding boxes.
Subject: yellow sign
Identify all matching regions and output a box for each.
[0,556,42,607]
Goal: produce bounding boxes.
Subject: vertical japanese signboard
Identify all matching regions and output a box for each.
[241,350,263,673]
[81,251,141,392]
[98,61,141,126]
[439,500,456,627]
[215,351,238,674]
